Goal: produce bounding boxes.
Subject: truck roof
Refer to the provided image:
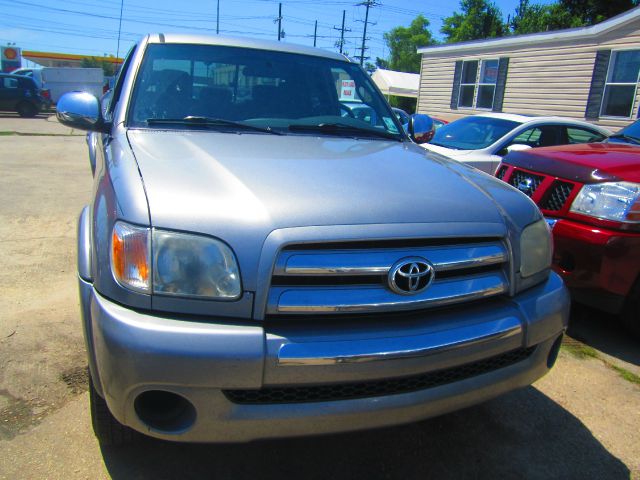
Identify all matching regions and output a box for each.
[146,33,351,62]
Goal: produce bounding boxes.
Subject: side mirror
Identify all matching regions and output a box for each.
[408,114,435,144]
[505,143,532,154]
[56,91,108,132]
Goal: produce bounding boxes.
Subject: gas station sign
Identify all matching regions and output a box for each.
[1,47,22,73]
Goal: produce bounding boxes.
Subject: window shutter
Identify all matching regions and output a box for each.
[585,50,611,120]
[450,61,463,110]
[492,57,510,112]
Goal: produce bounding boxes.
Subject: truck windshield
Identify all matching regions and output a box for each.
[128,43,403,140]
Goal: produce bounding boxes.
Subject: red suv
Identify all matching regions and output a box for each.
[496,121,640,335]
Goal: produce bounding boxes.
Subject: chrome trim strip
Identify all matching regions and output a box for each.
[275,243,507,276]
[267,272,508,314]
[277,317,522,365]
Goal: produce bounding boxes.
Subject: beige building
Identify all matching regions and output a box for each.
[416,7,640,131]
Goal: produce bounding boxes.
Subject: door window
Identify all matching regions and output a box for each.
[2,77,18,89]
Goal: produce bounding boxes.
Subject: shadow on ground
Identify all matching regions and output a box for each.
[0,113,51,119]
[567,304,640,367]
[101,386,628,480]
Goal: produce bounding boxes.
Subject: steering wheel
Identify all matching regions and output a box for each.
[340,104,355,118]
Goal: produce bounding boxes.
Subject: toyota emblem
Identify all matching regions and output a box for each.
[388,257,434,295]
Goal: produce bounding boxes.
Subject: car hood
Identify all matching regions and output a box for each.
[127,130,536,288]
[505,143,640,183]
[421,143,475,158]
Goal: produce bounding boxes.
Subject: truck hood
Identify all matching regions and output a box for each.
[127,130,534,289]
[505,143,640,183]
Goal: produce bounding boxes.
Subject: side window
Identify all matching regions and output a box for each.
[499,125,568,155]
[567,127,606,143]
[2,77,18,89]
[511,127,542,147]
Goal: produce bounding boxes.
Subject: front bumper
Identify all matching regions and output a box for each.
[549,218,640,313]
[80,273,569,443]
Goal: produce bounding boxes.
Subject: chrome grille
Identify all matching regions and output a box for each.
[540,181,574,211]
[267,239,510,316]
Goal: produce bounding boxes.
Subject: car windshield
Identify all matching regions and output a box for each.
[430,116,520,150]
[128,44,403,139]
[608,118,640,145]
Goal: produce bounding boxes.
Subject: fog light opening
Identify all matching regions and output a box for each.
[134,390,196,433]
[556,252,575,273]
[547,334,563,369]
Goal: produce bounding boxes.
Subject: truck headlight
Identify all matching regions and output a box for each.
[520,219,552,278]
[111,222,241,300]
[111,222,151,293]
[153,230,241,300]
[570,182,640,223]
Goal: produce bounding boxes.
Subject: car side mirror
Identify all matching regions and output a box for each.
[503,143,532,155]
[408,114,435,144]
[56,91,109,132]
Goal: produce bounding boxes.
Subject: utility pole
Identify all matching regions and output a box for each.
[313,20,318,47]
[116,0,124,62]
[333,10,351,54]
[355,1,378,66]
[216,0,220,34]
[277,3,283,41]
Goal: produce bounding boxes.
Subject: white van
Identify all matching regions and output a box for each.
[11,67,104,103]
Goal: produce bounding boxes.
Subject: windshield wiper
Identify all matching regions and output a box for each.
[146,116,282,135]
[288,122,401,141]
[608,133,640,145]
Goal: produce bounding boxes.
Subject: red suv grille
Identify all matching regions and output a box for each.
[540,181,575,211]
[498,165,582,216]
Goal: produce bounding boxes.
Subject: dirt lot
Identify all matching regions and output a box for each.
[0,115,638,479]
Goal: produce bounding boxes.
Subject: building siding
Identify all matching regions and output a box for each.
[417,23,640,131]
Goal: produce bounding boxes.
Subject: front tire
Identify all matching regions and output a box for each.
[621,280,640,338]
[16,102,38,118]
[89,375,138,446]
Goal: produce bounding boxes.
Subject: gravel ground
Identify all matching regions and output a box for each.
[0,116,638,479]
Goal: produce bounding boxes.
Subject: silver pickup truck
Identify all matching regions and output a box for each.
[57,34,569,446]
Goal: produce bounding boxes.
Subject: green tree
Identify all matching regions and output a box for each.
[81,57,117,76]
[559,0,638,25]
[382,15,436,73]
[511,0,638,34]
[511,0,582,34]
[441,0,507,43]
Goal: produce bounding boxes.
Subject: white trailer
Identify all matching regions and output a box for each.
[12,67,104,103]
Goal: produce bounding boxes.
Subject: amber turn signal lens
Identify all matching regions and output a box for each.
[110,222,150,293]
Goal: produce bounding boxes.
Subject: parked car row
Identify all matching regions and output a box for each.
[417,109,638,335]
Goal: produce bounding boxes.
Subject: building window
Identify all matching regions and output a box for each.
[477,59,499,109]
[601,50,640,118]
[457,59,499,109]
[458,60,478,108]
